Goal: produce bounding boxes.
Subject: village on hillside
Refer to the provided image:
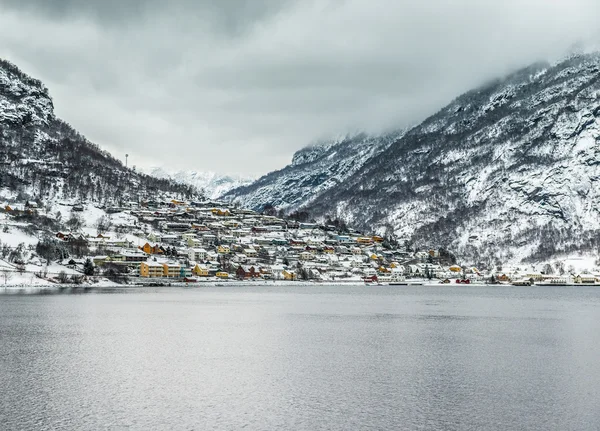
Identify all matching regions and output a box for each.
[1,198,600,287]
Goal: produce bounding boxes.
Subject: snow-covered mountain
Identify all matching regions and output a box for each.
[222,132,404,210]
[147,167,253,200]
[226,52,600,263]
[0,59,198,205]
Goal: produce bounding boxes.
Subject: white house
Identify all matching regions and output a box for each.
[188,248,207,262]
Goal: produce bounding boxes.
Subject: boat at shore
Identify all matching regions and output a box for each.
[518,275,599,287]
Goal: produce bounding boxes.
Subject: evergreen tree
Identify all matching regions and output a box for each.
[83,258,95,276]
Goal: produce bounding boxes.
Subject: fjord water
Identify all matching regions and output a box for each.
[1,285,599,430]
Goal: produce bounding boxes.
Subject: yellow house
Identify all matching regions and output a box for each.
[372,235,384,243]
[211,208,231,216]
[217,245,231,254]
[449,265,462,273]
[192,264,209,277]
[356,237,373,245]
[139,243,163,255]
[162,262,181,278]
[282,270,297,281]
[140,261,164,277]
[216,271,229,279]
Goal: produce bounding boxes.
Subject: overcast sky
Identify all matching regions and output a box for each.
[1,0,599,176]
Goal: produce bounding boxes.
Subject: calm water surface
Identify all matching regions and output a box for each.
[1,285,600,430]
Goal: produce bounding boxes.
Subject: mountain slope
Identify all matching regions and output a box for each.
[147,167,253,200]
[227,53,600,264]
[0,59,199,205]
[306,53,600,264]
[222,132,403,211]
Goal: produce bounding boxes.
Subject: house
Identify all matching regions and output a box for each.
[140,261,164,277]
[216,271,229,279]
[524,272,544,281]
[282,269,297,280]
[271,264,285,279]
[233,229,250,238]
[220,234,236,244]
[109,250,148,265]
[180,232,197,241]
[147,232,162,243]
[415,251,430,260]
[234,253,248,264]
[408,265,422,275]
[211,208,231,216]
[161,234,179,245]
[223,220,241,228]
[139,242,163,255]
[93,255,109,266]
[574,274,597,284]
[299,251,315,261]
[192,264,210,277]
[188,248,207,262]
[390,264,405,273]
[363,267,377,276]
[56,231,71,241]
[449,265,462,273]
[299,222,318,230]
[162,262,182,278]
[186,237,203,248]
[243,248,257,258]
[336,246,351,255]
[497,274,510,282]
[259,266,273,279]
[218,245,231,254]
[236,265,259,279]
[335,235,352,243]
[356,237,373,245]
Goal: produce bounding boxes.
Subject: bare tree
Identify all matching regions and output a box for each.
[1,269,13,285]
[57,271,69,284]
[66,212,83,232]
[95,215,112,235]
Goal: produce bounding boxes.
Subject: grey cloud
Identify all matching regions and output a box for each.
[1,0,599,175]
[0,0,292,35]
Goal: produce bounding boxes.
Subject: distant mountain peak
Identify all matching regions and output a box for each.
[146,167,254,200]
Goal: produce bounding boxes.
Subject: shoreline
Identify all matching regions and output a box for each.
[1,280,599,295]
